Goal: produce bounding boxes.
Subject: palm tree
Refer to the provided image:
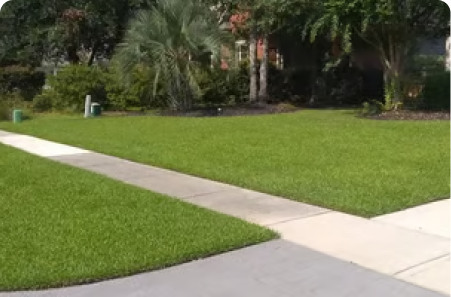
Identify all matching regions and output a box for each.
[114,0,233,110]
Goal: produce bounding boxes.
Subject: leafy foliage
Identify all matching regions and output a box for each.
[196,64,249,106]
[0,66,45,100]
[0,92,33,121]
[34,65,107,112]
[306,0,450,106]
[361,100,386,116]
[0,0,148,66]
[114,0,234,111]
[420,70,450,111]
[105,66,166,110]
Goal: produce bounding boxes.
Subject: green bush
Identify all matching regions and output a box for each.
[268,68,311,103]
[35,65,107,112]
[105,67,166,110]
[34,64,170,113]
[105,71,141,111]
[196,65,249,106]
[419,71,450,111]
[361,100,386,116]
[0,66,45,101]
[317,62,364,106]
[33,90,57,112]
[0,102,10,121]
[235,60,313,104]
[0,92,33,121]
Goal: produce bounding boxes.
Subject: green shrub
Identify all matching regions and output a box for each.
[361,100,386,116]
[235,60,313,104]
[0,92,33,121]
[196,66,249,106]
[34,64,169,113]
[105,72,141,111]
[0,66,45,101]
[197,68,232,106]
[318,62,364,106]
[0,102,9,121]
[33,90,57,112]
[419,71,450,111]
[105,67,166,110]
[36,65,107,112]
[268,68,311,104]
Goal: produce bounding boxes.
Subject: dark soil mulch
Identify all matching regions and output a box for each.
[158,104,300,117]
[102,104,301,118]
[366,110,450,121]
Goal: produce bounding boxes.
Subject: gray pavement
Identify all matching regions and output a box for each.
[50,152,332,226]
[1,240,445,297]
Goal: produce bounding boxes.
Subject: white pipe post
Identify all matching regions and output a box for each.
[84,95,91,118]
[446,35,450,71]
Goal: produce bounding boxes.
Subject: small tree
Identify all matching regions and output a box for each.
[114,0,233,110]
[307,0,449,109]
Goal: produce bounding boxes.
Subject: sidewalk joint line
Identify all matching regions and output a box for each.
[266,210,333,227]
[183,189,236,200]
[393,253,450,276]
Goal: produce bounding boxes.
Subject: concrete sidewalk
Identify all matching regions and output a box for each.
[1,240,444,297]
[0,131,449,296]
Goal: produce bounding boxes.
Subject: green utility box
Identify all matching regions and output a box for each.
[13,110,22,123]
[90,103,102,117]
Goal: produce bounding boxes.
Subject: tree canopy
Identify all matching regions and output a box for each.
[307,0,450,106]
[0,0,147,66]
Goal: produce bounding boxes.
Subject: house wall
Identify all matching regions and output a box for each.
[418,37,447,56]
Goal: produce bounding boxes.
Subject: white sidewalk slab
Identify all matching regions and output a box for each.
[373,199,450,238]
[396,255,450,295]
[271,211,450,294]
[0,135,90,157]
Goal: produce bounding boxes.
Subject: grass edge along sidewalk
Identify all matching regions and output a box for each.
[0,143,276,291]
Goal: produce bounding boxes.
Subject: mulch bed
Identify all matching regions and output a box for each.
[102,104,301,118]
[366,110,450,121]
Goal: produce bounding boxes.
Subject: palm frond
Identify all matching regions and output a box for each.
[113,0,230,110]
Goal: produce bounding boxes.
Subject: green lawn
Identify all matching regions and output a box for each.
[1,110,449,217]
[0,144,275,291]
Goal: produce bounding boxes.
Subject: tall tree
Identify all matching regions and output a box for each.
[307,0,450,109]
[0,0,147,67]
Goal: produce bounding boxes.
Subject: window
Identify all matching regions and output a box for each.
[236,40,248,62]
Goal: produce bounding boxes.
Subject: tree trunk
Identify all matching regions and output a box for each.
[258,34,269,104]
[384,70,402,109]
[249,27,258,103]
[382,37,404,110]
[87,44,98,66]
[67,44,80,64]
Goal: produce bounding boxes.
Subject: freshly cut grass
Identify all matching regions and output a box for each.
[0,144,275,291]
[1,110,449,217]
